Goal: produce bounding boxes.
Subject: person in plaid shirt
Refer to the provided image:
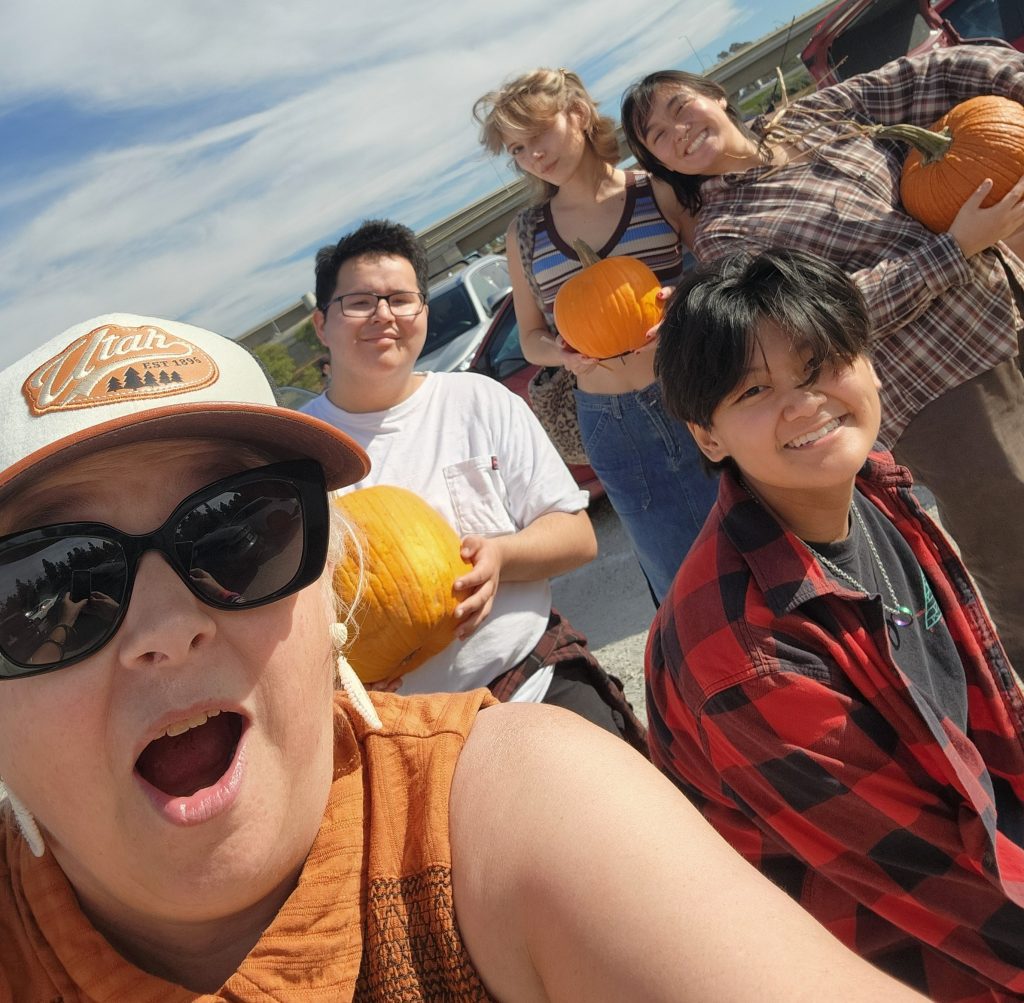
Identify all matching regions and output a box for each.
[647,249,1024,1002]
[622,44,1024,678]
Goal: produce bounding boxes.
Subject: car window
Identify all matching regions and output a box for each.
[486,305,528,379]
[424,284,479,353]
[942,0,1024,40]
[827,0,934,79]
[468,260,511,314]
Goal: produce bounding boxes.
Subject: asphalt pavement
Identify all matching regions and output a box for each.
[550,496,654,722]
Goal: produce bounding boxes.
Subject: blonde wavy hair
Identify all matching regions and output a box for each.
[473,68,621,201]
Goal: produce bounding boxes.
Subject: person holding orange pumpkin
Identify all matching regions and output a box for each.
[622,43,1024,674]
[473,68,718,605]
[303,219,646,749]
[0,312,929,1002]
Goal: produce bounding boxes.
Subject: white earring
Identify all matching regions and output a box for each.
[1,782,45,858]
[329,621,348,649]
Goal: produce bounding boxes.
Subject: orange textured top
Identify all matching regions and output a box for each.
[0,689,497,1002]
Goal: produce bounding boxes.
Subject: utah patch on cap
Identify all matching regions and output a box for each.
[23,321,220,414]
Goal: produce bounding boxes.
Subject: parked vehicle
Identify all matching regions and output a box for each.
[800,0,1022,86]
[469,293,604,498]
[417,254,512,373]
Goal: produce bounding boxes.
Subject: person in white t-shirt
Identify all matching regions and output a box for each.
[302,219,645,749]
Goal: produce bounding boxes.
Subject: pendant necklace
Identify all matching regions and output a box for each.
[802,502,914,629]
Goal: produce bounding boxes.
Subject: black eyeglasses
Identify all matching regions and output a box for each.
[327,291,426,318]
[0,459,329,679]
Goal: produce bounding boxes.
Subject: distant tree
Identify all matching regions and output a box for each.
[158,371,171,384]
[107,376,123,392]
[290,363,324,392]
[253,342,297,387]
[170,371,183,383]
[143,371,158,387]
[718,40,752,60]
[292,318,321,355]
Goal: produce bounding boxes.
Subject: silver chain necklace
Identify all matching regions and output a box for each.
[803,502,914,628]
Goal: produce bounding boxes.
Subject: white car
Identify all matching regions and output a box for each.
[416,255,511,373]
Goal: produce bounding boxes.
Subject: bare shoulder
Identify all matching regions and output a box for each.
[451,701,646,809]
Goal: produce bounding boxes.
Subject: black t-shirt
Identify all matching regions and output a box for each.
[808,492,967,731]
[807,492,1024,848]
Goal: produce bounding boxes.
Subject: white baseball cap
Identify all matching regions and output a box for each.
[0,314,368,498]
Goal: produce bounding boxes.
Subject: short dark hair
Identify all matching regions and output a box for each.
[656,249,871,469]
[620,71,763,216]
[313,219,429,312]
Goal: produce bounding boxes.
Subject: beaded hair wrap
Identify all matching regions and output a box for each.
[0,780,45,858]
[330,621,382,730]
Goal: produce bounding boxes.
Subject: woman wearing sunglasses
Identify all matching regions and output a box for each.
[0,314,924,1000]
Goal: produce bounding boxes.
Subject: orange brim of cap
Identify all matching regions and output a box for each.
[0,401,369,501]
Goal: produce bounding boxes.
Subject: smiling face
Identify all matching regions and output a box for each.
[0,438,337,957]
[503,109,589,187]
[641,84,756,176]
[313,252,428,412]
[690,319,882,540]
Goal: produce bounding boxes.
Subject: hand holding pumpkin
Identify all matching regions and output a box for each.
[637,285,675,352]
[948,172,1024,259]
[554,336,603,377]
[553,240,664,359]
[331,485,473,683]
[453,534,503,640]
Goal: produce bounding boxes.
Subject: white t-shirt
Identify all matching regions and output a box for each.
[302,372,589,695]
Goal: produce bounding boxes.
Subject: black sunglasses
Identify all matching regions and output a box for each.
[0,459,329,679]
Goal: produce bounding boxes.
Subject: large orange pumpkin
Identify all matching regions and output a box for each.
[332,485,472,683]
[886,95,1024,234]
[553,239,663,359]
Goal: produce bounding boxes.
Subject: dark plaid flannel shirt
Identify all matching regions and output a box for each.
[646,454,1024,1002]
[695,45,1024,448]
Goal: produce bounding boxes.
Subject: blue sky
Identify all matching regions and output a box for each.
[0,0,827,366]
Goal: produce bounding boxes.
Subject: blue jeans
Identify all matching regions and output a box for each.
[574,382,718,604]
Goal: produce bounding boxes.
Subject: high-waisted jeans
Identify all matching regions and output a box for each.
[574,381,718,604]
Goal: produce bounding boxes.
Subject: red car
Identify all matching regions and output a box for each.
[469,294,605,499]
[800,0,1023,86]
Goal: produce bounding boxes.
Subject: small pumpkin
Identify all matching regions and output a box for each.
[882,95,1024,234]
[332,485,472,683]
[552,239,663,359]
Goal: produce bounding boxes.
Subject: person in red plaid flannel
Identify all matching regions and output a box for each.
[647,248,1024,1002]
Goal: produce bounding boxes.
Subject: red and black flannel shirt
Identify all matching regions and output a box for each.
[695,44,1024,448]
[646,454,1024,1002]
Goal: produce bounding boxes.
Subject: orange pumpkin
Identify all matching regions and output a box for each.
[889,95,1024,234]
[552,239,663,359]
[332,485,472,683]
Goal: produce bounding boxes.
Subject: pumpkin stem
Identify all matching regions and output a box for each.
[572,238,602,268]
[871,123,953,165]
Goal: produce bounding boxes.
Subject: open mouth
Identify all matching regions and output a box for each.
[135,710,244,798]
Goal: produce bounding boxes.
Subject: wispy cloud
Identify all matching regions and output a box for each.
[0,0,765,365]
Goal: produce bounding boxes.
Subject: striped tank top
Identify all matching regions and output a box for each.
[520,171,683,331]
